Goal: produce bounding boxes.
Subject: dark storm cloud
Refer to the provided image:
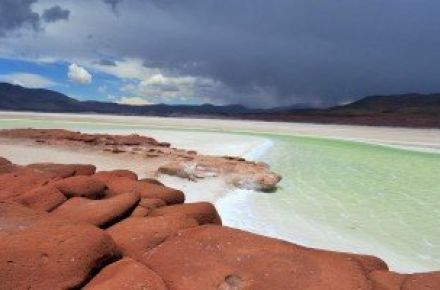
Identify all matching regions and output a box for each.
[103,0,123,12]
[42,5,70,23]
[107,0,440,106]
[3,0,440,107]
[0,0,39,36]
[96,59,116,66]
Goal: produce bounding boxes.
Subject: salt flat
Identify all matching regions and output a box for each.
[0,111,439,152]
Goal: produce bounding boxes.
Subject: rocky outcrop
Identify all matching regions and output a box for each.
[0,157,438,289]
[54,175,107,199]
[106,177,185,205]
[84,258,168,290]
[0,128,282,191]
[107,215,198,261]
[16,184,67,212]
[0,202,120,289]
[149,202,222,225]
[51,192,140,228]
[143,225,392,290]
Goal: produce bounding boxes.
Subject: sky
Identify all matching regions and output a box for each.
[0,0,440,108]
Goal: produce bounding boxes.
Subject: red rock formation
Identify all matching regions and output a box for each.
[93,169,138,183]
[130,198,166,217]
[84,258,167,290]
[149,202,222,225]
[51,192,140,228]
[0,157,439,289]
[16,184,67,212]
[0,202,120,289]
[107,215,198,261]
[106,177,185,205]
[53,175,107,199]
[0,128,282,191]
[144,225,385,290]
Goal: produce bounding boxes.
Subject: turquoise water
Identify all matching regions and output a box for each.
[260,136,440,271]
[0,117,439,272]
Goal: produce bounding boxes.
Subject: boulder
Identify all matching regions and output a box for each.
[0,169,52,201]
[16,185,67,212]
[52,192,140,228]
[107,177,184,205]
[84,258,167,290]
[149,202,222,225]
[0,201,47,232]
[130,206,149,217]
[402,271,440,290]
[0,157,19,174]
[107,215,198,261]
[53,175,107,199]
[368,271,406,290]
[130,198,166,217]
[0,206,120,289]
[139,178,164,186]
[144,225,387,290]
[93,170,138,183]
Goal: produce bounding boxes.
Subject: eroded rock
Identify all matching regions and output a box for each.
[107,215,198,261]
[144,225,385,290]
[84,258,167,290]
[149,202,222,225]
[51,192,140,228]
[0,203,120,289]
[54,175,107,199]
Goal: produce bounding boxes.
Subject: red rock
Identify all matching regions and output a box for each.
[139,178,164,186]
[52,192,140,228]
[27,163,96,178]
[368,271,406,290]
[144,225,386,290]
[0,201,47,231]
[130,198,166,217]
[0,169,51,201]
[107,215,198,261]
[53,175,107,199]
[0,204,120,289]
[107,177,184,205]
[149,202,222,225]
[93,170,138,183]
[130,206,150,217]
[84,258,167,290]
[0,157,17,174]
[16,185,67,212]
[402,271,440,290]
[0,157,11,166]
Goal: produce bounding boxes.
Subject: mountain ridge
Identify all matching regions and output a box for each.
[1,82,439,128]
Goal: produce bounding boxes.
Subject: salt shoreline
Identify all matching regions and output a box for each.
[1,111,439,153]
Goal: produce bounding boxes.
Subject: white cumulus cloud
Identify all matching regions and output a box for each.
[68,63,92,84]
[0,73,56,88]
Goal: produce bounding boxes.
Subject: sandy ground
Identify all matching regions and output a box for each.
[0,111,439,152]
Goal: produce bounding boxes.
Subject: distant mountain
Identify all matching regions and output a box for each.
[0,82,439,127]
[0,83,81,112]
[330,93,440,114]
[0,83,251,115]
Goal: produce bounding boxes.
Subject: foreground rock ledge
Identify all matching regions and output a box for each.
[0,157,439,290]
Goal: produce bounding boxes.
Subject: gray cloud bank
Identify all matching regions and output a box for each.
[1,0,440,107]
